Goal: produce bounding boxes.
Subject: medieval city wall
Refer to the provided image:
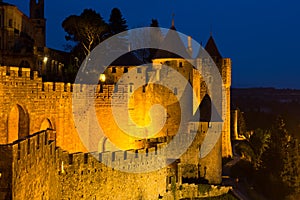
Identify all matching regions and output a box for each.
[0,65,199,152]
[0,130,170,200]
[0,122,223,199]
[0,66,85,152]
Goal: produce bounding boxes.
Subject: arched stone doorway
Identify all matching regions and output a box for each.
[40,118,53,131]
[200,94,212,122]
[7,105,29,143]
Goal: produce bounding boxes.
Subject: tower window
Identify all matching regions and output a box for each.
[174,88,178,95]
[112,67,116,73]
[137,68,142,73]
[179,62,183,67]
[142,85,146,93]
[8,19,12,27]
[129,83,133,93]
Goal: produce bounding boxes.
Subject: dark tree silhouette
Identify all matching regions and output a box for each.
[256,117,295,199]
[108,8,128,35]
[281,137,300,196]
[150,19,159,27]
[147,18,163,61]
[62,9,109,57]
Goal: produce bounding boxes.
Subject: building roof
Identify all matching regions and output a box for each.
[152,24,191,59]
[204,35,222,59]
[0,1,15,6]
[110,52,143,66]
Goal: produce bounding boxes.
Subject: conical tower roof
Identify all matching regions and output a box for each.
[204,35,222,59]
[153,21,191,59]
[110,52,143,66]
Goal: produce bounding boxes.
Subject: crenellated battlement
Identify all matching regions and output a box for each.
[0,65,208,104]
[0,66,39,80]
[8,129,56,162]
[1,121,213,174]
[60,122,219,172]
[0,66,119,100]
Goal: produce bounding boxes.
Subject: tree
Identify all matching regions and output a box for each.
[258,116,293,199]
[150,19,159,27]
[107,8,128,54]
[234,128,270,168]
[249,128,271,169]
[148,19,163,61]
[232,116,300,199]
[62,9,109,58]
[108,8,128,35]
[281,137,300,195]
[261,116,290,175]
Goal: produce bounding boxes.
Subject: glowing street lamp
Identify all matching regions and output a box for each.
[99,74,106,82]
[43,56,48,63]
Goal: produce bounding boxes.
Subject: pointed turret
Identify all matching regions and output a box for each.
[110,52,143,66]
[170,13,176,30]
[204,35,222,61]
[152,18,190,59]
[30,0,46,48]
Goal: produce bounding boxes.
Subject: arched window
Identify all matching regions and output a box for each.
[7,105,29,143]
[199,94,211,122]
[174,88,178,95]
[40,118,53,131]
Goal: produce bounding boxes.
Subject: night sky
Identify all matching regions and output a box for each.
[7,0,300,89]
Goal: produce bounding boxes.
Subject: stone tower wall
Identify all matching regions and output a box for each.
[30,0,46,48]
[221,58,232,157]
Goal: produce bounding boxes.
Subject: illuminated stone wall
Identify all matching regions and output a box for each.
[0,130,168,200]
[0,66,84,152]
[0,127,223,199]
[0,60,229,198]
[0,130,58,199]
[179,122,222,184]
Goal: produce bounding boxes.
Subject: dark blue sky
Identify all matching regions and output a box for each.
[8,0,300,88]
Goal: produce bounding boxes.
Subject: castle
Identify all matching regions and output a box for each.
[0,1,232,199]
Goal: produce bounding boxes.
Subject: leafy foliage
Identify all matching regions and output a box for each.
[235,128,270,168]
[62,9,109,58]
[108,8,128,35]
[281,136,300,195]
[150,19,159,27]
[62,8,128,81]
[232,116,300,199]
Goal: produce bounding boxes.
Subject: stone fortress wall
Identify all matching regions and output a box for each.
[0,130,168,200]
[0,122,223,200]
[0,66,84,152]
[0,42,231,199]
